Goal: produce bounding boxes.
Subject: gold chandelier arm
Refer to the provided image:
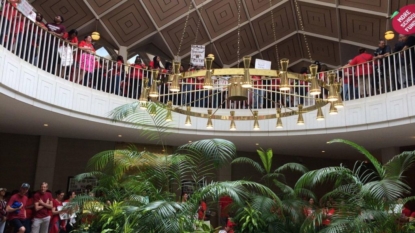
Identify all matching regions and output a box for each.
[166,100,328,120]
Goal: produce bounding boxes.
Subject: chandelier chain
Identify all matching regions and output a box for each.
[193,1,203,45]
[177,0,193,58]
[294,0,312,61]
[269,0,280,69]
[237,0,241,68]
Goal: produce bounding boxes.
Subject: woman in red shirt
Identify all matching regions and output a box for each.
[50,190,65,233]
[78,35,96,85]
[128,57,146,98]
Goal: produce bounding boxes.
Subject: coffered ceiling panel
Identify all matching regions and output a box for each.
[251,1,296,48]
[33,0,95,30]
[391,0,415,10]
[257,36,302,70]
[214,24,256,65]
[201,0,248,39]
[311,0,336,4]
[339,10,386,46]
[244,0,284,18]
[299,2,338,38]
[161,12,210,57]
[339,0,388,13]
[101,1,156,46]
[86,0,123,16]
[302,36,340,65]
[32,0,399,69]
[142,0,191,28]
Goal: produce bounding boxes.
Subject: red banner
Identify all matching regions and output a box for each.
[392,4,415,35]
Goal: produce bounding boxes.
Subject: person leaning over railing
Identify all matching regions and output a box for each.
[342,48,373,98]
[396,34,415,89]
[373,40,391,94]
[0,0,21,50]
[44,15,66,75]
[78,35,95,86]
[127,56,146,99]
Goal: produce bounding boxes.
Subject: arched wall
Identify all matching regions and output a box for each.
[1,47,415,136]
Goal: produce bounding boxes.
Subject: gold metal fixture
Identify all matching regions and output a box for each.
[230,111,236,130]
[329,103,338,115]
[253,110,260,130]
[206,109,213,129]
[185,106,192,126]
[165,101,173,122]
[297,104,304,125]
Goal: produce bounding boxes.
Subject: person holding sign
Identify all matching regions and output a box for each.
[50,190,66,233]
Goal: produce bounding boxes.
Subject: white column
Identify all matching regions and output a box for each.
[34,136,58,190]
[380,147,400,164]
[118,46,128,60]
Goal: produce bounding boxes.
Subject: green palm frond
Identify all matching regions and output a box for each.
[176,139,236,167]
[232,157,265,175]
[328,139,385,177]
[109,101,172,144]
[384,151,415,179]
[362,178,411,201]
[274,162,308,174]
[295,166,355,189]
[257,148,273,174]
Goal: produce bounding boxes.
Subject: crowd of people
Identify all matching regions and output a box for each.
[0,183,77,233]
[2,0,415,111]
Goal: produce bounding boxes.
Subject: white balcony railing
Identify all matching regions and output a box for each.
[1,0,414,111]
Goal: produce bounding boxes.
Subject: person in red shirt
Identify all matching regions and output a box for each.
[198,199,208,221]
[32,182,53,233]
[49,190,65,233]
[78,35,96,85]
[127,57,146,98]
[344,48,374,98]
[219,195,233,227]
[0,0,21,50]
[6,183,30,233]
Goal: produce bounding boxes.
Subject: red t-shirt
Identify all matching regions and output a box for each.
[1,2,18,21]
[402,206,412,217]
[130,64,144,79]
[51,199,62,222]
[33,191,53,219]
[198,201,207,220]
[322,208,335,226]
[25,198,34,219]
[251,75,262,88]
[269,78,280,90]
[7,193,27,220]
[219,196,232,217]
[349,52,374,76]
[78,41,95,53]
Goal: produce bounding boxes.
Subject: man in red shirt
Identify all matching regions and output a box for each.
[344,48,374,98]
[6,183,30,233]
[32,182,53,233]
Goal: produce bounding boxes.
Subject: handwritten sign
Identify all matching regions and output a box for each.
[190,45,205,67]
[392,5,415,34]
[17,0,36,22]
[255,59,271,70]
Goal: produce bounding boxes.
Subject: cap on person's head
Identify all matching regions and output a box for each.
[21,183,30,189]
[0,188,7,191]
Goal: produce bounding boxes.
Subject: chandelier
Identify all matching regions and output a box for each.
[136,0,343,130]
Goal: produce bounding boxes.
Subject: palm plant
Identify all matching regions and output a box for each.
[231,148,312,232]
[295,139,415,233]
[72,101,280,233]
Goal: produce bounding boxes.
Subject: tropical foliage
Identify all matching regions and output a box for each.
[70,101,415,233]
[295,139,415,233]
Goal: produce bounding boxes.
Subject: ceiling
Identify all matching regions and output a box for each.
[2,93,415,161]
[30,0,415,70]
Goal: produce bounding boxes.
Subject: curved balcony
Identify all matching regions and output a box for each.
[1,0,415,154]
